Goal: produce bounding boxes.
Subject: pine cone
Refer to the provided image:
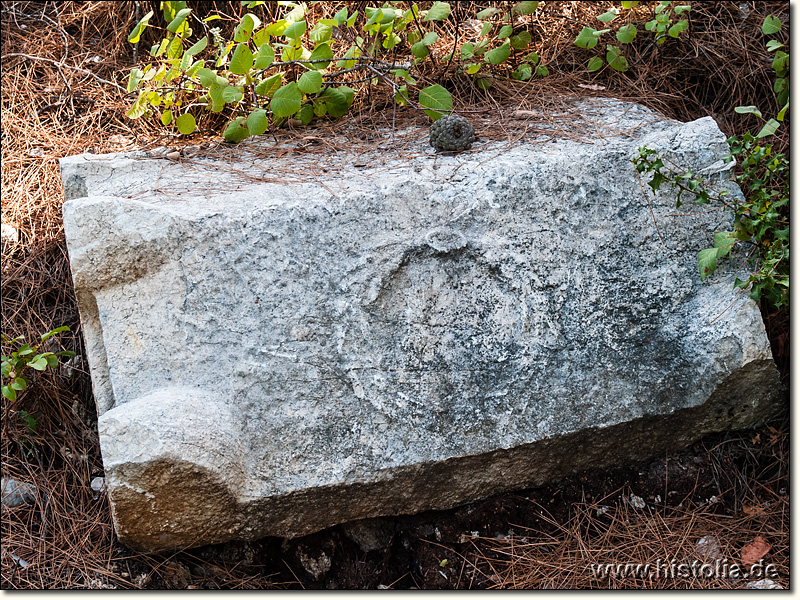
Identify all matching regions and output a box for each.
[429,114,476,152]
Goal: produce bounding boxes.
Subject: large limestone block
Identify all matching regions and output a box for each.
[61,99,782,553]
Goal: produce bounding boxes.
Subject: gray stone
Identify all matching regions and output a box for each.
[342,517,395,552]
[60,99,783,554]
[1,477,38,508]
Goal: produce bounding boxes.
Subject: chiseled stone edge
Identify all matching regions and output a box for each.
[105,360,782,553]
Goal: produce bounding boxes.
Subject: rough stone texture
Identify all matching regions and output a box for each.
[60,99,783,553]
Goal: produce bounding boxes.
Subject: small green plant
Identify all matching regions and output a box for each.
[633,138,788,309]
[1,326,75,402]
[574,1,690,73]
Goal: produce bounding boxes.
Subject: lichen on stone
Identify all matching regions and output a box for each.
[429,114,476,152]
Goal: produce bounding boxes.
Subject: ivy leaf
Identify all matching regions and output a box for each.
[476,7,500,19]
[297,70,323,94]
[734,105,763,118]
[535,64,548,76]
[484,41,511,65]
[461,42,474,59]
[606,44,629,71]
[756,118,780,138]
[510,31,532,49]
[762,15,782,35]
[224,117,250,143]
[166,8,192,33]
[128,10,154,43]
[316,86,352,117]
[698,247,720,280]
[512,1,539,16]
[308,42,334,69]
[617,24,637,43]
[255,73,282,96]
[29,357,48,371]
[419,84,452,120]
[512,63,532,80]
[254,43,275,69]
[2,386,17,402]
[765,39,783,51]
[270,82,302,117]
[176,113,196,135]
[296,104,314,125]
[230,43,254,75]
[574,27,608,49]
[246,108,268,135]
[127,68,144,93]
[587,56,604,72]
[498,25,513,39]
[283,20,307,41]
[234,13,261,42]
[668,20,688,38]
[185,36,208,57]
[221,85,243,102]
[597,9,618,23]
[309,22,333,43]
[424,1,451,21]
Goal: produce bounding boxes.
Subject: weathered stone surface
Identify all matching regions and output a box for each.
[60,99,782,553]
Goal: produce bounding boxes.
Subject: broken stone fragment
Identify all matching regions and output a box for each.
[60,99,783,553]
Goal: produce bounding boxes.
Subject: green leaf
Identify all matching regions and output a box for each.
[762,15,782,35]
[776,101,789,122]
[128,9,153,43]
[484,41,511,65]
[418,84,452,120]
[734,105,763,118]
[167,8,192,33]
[297,70,323,94]
[29,357,48,371]
[597,9,618,23]
[333,6,348,25]
[296,104,314,125]
[512,63,532,80]
[221,86,243,102]
[246,108,268,135]
[476,7,500,19]
[673,4,691,14]
[176,113,196,135]
[196,68,216,86]
[161,109,173,125]
[512,1,539,16]
[587,56,604,72]
[510,30,532,49]
[270,82,302,117]
[255,43,275,69]
[698,247,719,280]
[756,118,780,139]
[424,1,451,21]
[461,42,474,58]
[316,86,352,117]
[283,20,307,41]
[535,64,548,76]
[465,63,481,74]
[2,385,17,401]
[234,13,261,42]
[766,39,783,51]
[771,51,788,76]
[224,117,250,143]
[668,20,688,38]
[255,73,283,96]
[308,42,333,69]
[266,19,288,36]
[10,378,27,391]
[185,36,208,57]
[498,25,513,39]
[574,27,607,49]
[309,22,333,43]
[606,44,628,71]
[252,28,270,47]
[616,24,637,43]
[620,1,640,8]
[713,231,737,256]
[230,43,254,75]
[208,83,226,111]
[411,42,430,60]
[127,68,143,93]
[126,91,149,119]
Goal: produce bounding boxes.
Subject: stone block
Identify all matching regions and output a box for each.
[60,99,782,553]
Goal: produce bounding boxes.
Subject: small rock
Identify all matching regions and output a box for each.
[90,477,106,493]
[182,145,201,157]
[696,535,722,560]
[629,494,646,509]
[745,579,783,590]
[342,517,395,552]
[1,477,38,508]
[1,223,20,244]
[297,547,331,580]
